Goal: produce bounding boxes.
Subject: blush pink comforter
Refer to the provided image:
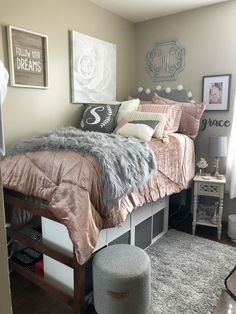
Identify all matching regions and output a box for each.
[2,133,195,264]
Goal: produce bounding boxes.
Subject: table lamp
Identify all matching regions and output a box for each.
[208,136,228,177]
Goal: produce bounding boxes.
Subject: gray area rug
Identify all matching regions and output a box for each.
[146,229,236,314]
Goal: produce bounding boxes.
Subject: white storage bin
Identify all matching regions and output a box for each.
[228,214,236,241]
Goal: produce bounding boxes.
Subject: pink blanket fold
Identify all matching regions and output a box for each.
[2,133,195,264]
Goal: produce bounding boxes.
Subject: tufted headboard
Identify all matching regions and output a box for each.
[137,85,194,103]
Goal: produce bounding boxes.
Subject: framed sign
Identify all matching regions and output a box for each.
[7,25,49,89]
[202,74,231,111]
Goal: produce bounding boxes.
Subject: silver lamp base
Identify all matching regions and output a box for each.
[211,157,220,177]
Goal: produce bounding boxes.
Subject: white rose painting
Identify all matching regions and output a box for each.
[71,31,116,103]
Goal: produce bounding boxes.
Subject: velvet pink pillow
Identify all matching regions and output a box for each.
[138,104,181,134]
[152,93,206,139]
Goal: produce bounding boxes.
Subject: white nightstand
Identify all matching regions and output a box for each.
[192,174,226,240]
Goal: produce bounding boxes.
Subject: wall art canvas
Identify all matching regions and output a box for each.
[70,31,116,103]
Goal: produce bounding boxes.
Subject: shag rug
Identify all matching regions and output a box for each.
[146,229,236,314]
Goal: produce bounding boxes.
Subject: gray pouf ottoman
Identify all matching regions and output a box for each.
[93,244,151,314]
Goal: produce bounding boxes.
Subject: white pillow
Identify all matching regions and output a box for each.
[102,98,140,113]
[116,120,159,142]
[117,111,168,140]
[119,98,140,112]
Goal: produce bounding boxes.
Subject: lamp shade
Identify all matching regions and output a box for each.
[208,136,228,157]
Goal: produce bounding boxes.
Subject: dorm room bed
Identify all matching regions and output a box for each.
[2,87,201,313]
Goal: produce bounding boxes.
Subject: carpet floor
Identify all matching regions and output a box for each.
[146,229,236,314]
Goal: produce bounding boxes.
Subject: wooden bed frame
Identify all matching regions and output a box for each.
[5,191,86,313]
[4,189,169,313]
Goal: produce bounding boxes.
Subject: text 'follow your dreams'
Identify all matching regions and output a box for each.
[15,47,42,73]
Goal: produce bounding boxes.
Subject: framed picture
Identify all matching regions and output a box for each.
[202,74,231,111]
[70,30,116,103]
[7,25,49,89]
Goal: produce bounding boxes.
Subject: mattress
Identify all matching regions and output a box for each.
[2,133,195,264]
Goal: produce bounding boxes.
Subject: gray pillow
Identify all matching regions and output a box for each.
[79,104,120,133]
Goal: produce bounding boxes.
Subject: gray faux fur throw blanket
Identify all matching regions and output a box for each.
[7,127,157,202]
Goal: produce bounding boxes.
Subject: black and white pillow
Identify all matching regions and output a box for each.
[115,119,160,141]
[79,104,120,133]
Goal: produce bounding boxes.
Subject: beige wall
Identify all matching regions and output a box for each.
[0,0,135,310]
[0,0,135,147]
[135,1,236,220]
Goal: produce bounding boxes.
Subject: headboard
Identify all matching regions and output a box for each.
[137,85,194,103]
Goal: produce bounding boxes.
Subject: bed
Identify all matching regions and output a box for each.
[2,87,202,313]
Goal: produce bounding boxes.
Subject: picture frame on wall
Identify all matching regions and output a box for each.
[7,25,49,89]
[202,74,231,111]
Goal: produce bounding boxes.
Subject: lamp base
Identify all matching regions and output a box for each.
[211,215,218,225]
[211,169,220,177]
[211,157,220,177]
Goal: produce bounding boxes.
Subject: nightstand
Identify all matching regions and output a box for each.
[192,174,226,240]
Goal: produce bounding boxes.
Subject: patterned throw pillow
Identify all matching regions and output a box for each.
[115,120,159,142]
[116,111,168,141]
[79,104,120,133]
[138,104,181,133]
[152,93,206,139]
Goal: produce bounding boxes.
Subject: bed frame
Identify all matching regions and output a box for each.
[5,189,169,313]
[5,191,86,313]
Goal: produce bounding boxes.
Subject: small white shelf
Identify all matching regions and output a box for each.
[195,220,218,228]
[192,174,226,240]
[193,174,226,184]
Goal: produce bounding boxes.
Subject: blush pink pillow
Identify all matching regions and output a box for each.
[152,93,206,139]
[138,104,181,134]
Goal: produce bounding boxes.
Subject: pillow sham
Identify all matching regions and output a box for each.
[117,111,168,140]
[138,104,181,133]
[152,93,206,139]
[79,104,120,133]
[115,120,159,142]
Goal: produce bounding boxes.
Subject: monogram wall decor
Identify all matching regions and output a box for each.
[146,38,185,82]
